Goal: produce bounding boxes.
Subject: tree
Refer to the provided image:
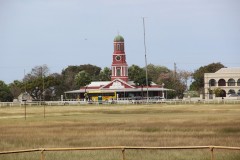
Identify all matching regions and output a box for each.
[0,81,13,102]
[78,64,101,81]
[22,65,49,100]
[99,67,111,81]
[157,71,186,99]
[128,65,144,81]
[21,65,65,100]
[146,64,170,83]
[190,62,225,92]
[9,80,23,99]
[62,64,101,90]
[75,71,92,100]
[43,73,62,100]
[129,64,188,98]
[23,74,63,101]
[24,64,49,81]
[25,77,43,100]
[62,66,82,90]
[75,71,91,90]
[178,70,193,91]
[48,73,65,100]
[133,70,152,97]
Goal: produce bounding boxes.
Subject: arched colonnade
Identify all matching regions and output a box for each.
[208,78,240,97]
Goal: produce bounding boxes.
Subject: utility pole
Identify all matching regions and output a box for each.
[39,67,41,103]
[174,62,177,80]
[24,69,26,93]
[41,66,46,118]
[143,17,149,103]
[42,67,45,118]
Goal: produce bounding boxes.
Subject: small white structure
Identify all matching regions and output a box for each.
[18,93,33,102]
[204,68,240,99]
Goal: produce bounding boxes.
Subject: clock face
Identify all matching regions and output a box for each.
[115,55,121,61]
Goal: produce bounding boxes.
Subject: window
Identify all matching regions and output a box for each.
[117,44,121,50]
[117,68,121,76]
[218,79,226,86]
[228,89,236,95]
[209,79,216,87]
[237,79,240,86]
[227,78,235,86]
[216,89,226,97]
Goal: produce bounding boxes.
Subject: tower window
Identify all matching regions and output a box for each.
[117,68,121,76]
[117,44,121,50]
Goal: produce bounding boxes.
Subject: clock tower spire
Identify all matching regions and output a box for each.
[111,35,128,82]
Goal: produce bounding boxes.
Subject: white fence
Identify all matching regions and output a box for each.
[1,99,240,107]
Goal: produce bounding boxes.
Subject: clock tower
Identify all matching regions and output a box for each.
[111,35,128,82]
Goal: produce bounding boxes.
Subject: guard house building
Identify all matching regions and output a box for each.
[204,67,240,99]
[65,35,169,100]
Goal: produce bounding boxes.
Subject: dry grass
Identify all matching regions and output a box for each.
[0,104,240,159]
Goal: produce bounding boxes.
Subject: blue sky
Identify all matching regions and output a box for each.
[0,0,239,84]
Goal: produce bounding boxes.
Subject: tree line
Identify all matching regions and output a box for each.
[0,62,225,102]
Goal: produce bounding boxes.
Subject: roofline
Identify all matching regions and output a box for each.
[100,78,135,89]
[64,88,173,94]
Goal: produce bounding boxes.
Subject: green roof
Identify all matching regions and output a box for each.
[114,35,124,42]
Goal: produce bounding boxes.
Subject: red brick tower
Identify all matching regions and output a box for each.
[111,35,128,82]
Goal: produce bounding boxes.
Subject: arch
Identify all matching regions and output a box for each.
[215,89,226,97]
[219,89,226,97]
[227,78,235,86]
[228,89,236,95]
[237,79,240,86]
[116,68,121,76]
[218,79,226,86]
[117,44,121,50]
[209,79,216,87]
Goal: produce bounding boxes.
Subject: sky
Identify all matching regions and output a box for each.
[0,0,240,84]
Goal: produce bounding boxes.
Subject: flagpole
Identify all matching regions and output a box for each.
[143,17,149,103]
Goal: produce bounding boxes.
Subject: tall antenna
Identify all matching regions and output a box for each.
[143,17,149,102]
[24,69,26,93]
[42,67,45,101]
[174,62,177,79]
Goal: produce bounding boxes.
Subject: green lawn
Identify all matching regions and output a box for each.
[0,104,240,160]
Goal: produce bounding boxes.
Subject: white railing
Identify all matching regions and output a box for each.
[1,99,240,107]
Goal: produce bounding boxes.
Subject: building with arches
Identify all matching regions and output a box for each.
[204,68,240,99]
[65,35,169,100]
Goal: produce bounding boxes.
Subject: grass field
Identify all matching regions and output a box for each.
[0,104,240,160]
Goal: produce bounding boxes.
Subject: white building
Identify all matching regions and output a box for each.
[204,68,240,99]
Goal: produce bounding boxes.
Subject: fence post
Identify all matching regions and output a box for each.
[41,149,45,160]
[210,147,214,160]
[122,148,125,160]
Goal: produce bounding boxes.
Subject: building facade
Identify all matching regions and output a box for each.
[65,35,169,100]
[204,68,240,99]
